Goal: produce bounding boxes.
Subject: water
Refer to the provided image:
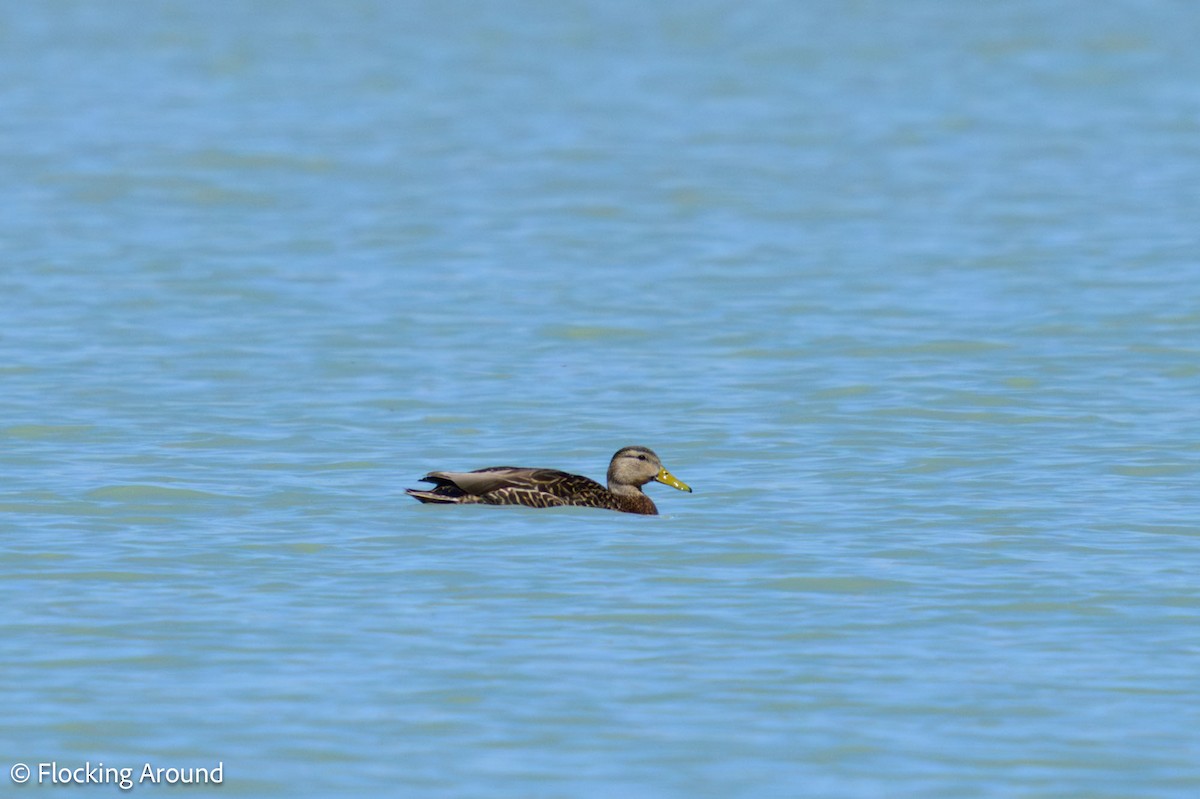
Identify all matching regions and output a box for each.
[3,1,1199,796]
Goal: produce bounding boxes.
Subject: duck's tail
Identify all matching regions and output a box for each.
[406,488,458,504]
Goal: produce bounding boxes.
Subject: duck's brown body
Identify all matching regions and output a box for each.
[406,447,691,515]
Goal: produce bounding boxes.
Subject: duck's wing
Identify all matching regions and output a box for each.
[423,467,608,506]
[422,466,542,496]
[407,468,521,505]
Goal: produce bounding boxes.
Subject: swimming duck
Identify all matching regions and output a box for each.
[406,446,692,515]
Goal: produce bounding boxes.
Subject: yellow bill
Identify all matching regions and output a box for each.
[655,467,693,493]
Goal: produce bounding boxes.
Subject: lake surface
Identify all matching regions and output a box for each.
[3,1,1199,796]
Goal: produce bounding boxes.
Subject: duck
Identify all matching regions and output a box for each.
[406,446,692,515]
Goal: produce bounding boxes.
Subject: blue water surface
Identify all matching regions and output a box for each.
[3,1,1199,797]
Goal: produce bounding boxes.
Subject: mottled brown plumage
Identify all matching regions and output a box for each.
[406,446,692,515]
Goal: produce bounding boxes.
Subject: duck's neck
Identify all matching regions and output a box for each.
[612,490,658,515]
[607,479,658,514]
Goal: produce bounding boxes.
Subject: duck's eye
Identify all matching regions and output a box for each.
[637,455,647,461]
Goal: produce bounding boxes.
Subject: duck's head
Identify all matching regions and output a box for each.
[606,446,692,495]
